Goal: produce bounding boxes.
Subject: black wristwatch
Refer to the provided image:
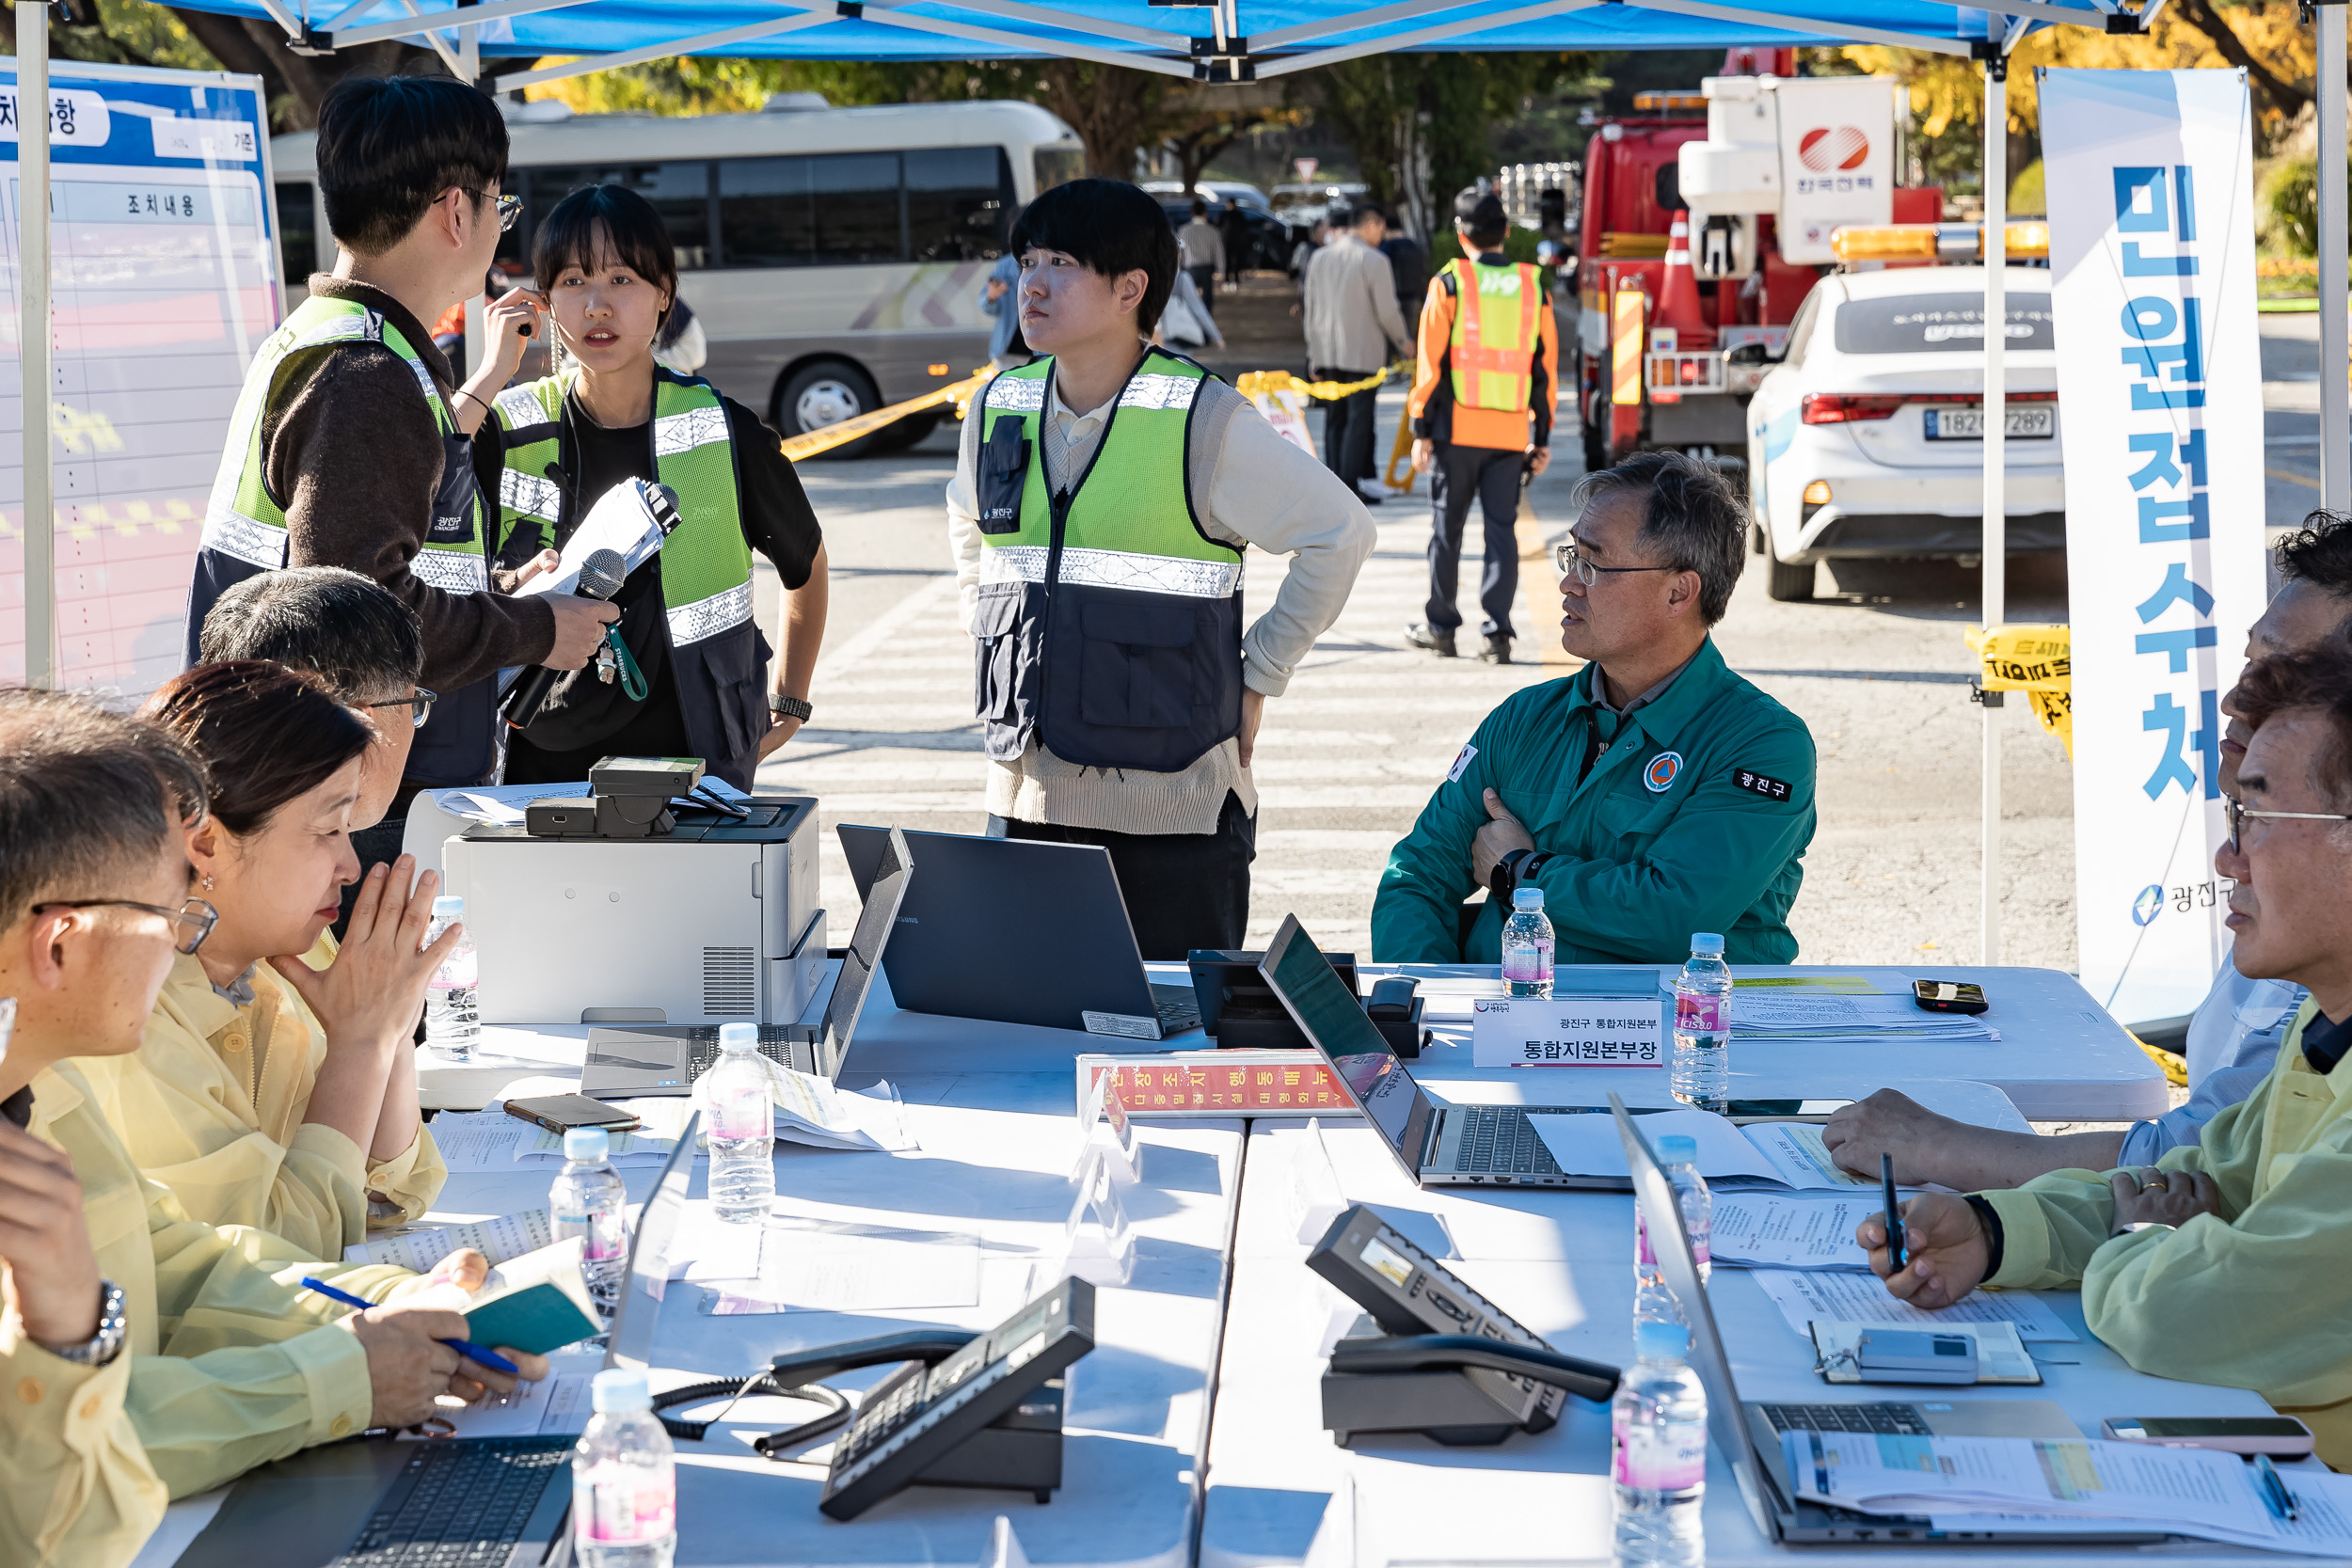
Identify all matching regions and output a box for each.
[1491,847,1534,905]
[768,693,812,721]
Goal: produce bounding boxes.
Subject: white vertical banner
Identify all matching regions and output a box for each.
[2042,68,2263,1025]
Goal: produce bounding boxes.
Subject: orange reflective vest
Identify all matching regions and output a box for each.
[1446,258,1543,413]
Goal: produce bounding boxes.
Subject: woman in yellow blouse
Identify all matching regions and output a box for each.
[78,661,463,1257]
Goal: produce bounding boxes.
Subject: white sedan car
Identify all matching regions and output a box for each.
[1745,264,2062,601]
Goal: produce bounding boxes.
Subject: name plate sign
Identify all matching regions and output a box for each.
[1471,994,1665,1067]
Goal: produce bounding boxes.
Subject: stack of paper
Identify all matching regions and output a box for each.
[1708,1193,1876,1270]
[1788,1432,2352,1556]
[1527,1107,1885,1192]
[1751,1268,2079,1343]
[757,1069,916,1152]
[343,1209,552,1271]
[1730,989,1999,1043]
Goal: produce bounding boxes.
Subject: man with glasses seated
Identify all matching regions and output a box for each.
[199,565,431,938]
[1373,450,1817,964]
[1859,640,2352,1470]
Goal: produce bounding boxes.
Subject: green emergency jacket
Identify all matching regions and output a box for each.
[1979,999,2352,1470]
[1371,638,1816,965]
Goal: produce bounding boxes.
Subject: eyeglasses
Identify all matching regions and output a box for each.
[358,689,437,730]
[456,189,523,232]
[1553,539,1679,588]
[2225,795,2352,853]
[30,896,218,955]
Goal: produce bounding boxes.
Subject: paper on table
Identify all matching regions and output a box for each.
[1807,1319,2040,1383]
[1528,1107,1780,1181]
[401,1369,596,1439]
[426,1109,530,1172]
[1739,1122,1878,1190]
[1733,974,1884,994]
[1753,1268,2079,1342]
[1708,1194,1875,1270]
[1927,1481,2352,1558]
[516,1099,693,1165]
[344,1209,553,1272]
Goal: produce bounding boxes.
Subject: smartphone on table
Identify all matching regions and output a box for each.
[2100,1417,2316,1457]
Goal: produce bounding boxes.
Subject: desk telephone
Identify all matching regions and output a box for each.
[1308,1205,1619,1446]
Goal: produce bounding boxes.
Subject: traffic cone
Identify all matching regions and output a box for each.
[1657,210,1716,349]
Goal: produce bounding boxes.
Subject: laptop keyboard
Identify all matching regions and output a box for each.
[1759,1402,1931,1437]
[1150,983,1202,1034]
[337,1438,572,1567]
[680,1025,801,1081]
[1453,1106,1565,1173]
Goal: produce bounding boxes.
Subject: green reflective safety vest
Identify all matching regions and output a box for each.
[492,370,771,790]
[1446,258,1542,412]
[971,348,1244,772]
[185,292,497,783]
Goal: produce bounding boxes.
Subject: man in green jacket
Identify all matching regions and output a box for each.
[1858,641,2352,1469]
[1372,451,1815,965]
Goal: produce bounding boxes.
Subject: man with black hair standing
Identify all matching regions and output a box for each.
[950,178,1375,957]
[1178,198,1225,317]
[1304,202,1410,507]
[184,74,616,799]
[1405,187,1560,665]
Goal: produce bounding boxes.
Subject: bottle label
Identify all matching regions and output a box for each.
[557,1205,627,1263]
[430,949,478,989]
[710,1085,771,1141]
[576,1465,675,1544]
[1502,938,1554,984]
[1613,1411,1708,1490]
[1675,993,1724,1034]
[1634,1211,1709,1269]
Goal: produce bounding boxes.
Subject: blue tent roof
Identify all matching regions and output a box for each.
[186,0,2082,79]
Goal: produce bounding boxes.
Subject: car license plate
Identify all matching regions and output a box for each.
[1924,406,2054,440]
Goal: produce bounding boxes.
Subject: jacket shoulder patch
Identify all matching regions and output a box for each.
[1734,768,1794,802]
[1447,742,1478,783]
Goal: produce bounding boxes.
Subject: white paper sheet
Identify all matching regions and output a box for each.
[344,1209,553,1272]
[402,1369,596,1439]
[1708,1194,1875,1270]
[425,1109,530,1171]
[1528,1107,1780,1181]
[1753,1268,2079,1342]
[1738,1122,1879,1190]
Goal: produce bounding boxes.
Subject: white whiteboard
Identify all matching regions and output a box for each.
[1,60,277,693]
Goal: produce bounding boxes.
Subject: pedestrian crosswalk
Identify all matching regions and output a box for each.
[756,501,1574,959]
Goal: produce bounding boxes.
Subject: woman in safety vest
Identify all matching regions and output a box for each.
[454,183,829,791]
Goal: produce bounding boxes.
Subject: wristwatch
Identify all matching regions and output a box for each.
[768,693,812,721]
[1488,847,1554,905]
[33,1280,128,1368]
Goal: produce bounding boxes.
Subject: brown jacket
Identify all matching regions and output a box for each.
[262,276,553,688]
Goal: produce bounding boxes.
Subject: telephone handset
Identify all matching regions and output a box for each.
[1309,1204,1619,1445]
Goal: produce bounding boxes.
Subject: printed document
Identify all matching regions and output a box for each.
[1529,1108,1884,1190]
[1708,1194,1874,1270]
[344,1209,552,1272]
[1753,1267,2079,1342]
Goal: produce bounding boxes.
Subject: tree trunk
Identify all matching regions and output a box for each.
[2172,0,2311,118]
[1028,61,1168,179]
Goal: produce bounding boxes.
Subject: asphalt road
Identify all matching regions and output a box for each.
[750,300,2343,979]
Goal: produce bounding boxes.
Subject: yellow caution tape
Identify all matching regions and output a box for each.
[780,368,993,463]
[2129,1031,2191,1087]
[1233,362,1406,403]
[1384,412,1417,493]
[1965,623,2072,759]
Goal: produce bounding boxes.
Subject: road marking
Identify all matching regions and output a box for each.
[2269,466,2320,491]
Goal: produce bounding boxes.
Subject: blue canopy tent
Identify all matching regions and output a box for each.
[11,0,2343,967]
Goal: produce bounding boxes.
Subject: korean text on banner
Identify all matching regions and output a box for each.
[2042,68,2264,1026]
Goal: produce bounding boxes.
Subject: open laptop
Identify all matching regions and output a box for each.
[1609,1094,2163,1547]
[837,824,1200,1039]
[1258,913,1633,1189]
[171,1116,702,1568]
[580,825,914,1096]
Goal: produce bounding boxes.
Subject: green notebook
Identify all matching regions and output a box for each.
[464,1236,602,1356]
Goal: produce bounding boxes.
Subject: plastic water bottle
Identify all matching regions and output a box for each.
[1613,1321,1708,1567]
[422,895,478,1060]
[1632,1134,1714,1333]
[1670,933,1731,1109]
[703,1022,774,1224]
[551,1128,628,1326]
[574,1368,675,1568]
[1502,886,1554,998]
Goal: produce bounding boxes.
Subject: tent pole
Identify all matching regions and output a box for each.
[2321,5,2348,515]
[17,0,51,689]
[1981,53,2007,967]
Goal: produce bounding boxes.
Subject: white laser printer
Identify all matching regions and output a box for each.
[437,756,826,1027]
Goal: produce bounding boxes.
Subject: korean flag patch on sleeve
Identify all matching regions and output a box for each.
[1734,767,1793,802]
[1447,743,1478,783]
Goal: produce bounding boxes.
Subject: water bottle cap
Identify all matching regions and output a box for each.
[1657,1134,1698,1164]
[1512,886,1544,911]
[563,1127,609,1162]
[717,1022,758,1051]
[432,895,464,918]
[1689,932,1724,955]
[1636,1321,1691,1361]
[590,1367,652,1413]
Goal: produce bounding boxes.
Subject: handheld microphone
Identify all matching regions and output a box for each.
[501,546,626,732]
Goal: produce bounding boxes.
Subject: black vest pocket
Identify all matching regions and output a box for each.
[974,582,1025,722]
[977,419,1030,534]
[1078,598,1199,729]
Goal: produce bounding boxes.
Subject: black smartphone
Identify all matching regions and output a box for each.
[1913,979,1990,1015]
[504,1093,641,1135]
[1724,1098,1854,1124]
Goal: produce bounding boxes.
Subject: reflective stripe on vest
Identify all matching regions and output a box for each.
[199,293,485,585]
[491,371,752,648]
[1447,258,1542,413]
[977,349,1235,589]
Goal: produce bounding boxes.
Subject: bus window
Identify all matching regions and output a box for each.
[907,146,1011,261]
[519,162,716,271]
[1034,145,1084,195]
[811,152,901,264]
[275,181,316,284]
[720,155,815,266]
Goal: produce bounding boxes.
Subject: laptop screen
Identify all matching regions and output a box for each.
[1611,1094,1779,1538]
[818,827,914,1077]
[1259,915,1431,1165]
[605,1109,699,1373]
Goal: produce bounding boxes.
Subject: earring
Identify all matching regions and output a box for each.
[201,875,215,891]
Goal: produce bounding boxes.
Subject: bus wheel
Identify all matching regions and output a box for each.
[775,360,882,459]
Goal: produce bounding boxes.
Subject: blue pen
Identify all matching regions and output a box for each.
[2254,1453,2299,1522]
[299,1277,521,1376]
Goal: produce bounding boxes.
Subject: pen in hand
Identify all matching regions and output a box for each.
[1881,1153,1906,1271]
[299,1276,521,1376]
